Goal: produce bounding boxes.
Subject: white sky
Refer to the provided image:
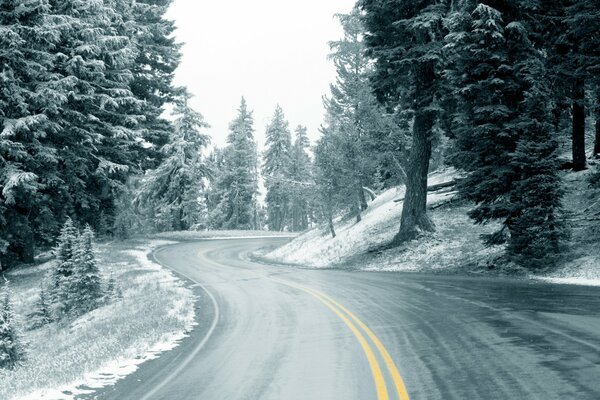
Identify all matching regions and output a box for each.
[165,0,357,149]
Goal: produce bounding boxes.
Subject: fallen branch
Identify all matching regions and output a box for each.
[362,186,377,201]
[394,180,459,203]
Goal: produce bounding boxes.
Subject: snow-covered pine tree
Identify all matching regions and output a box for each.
[27,284,53,330]
[0,0,59,265]
[50,218,79,317]
[45,0,142,233]
[69,225,103,316]
[446,3,566,266]
[130,0,182,170]
[314,125,345,238]
[209,98,259,230]
[566,0,600,169]
[136,91,211,231]
[321,10,396,223]
[289,126,312,231]
[360,0,449,242]
[0,281,25,369]
[505,22,566,265]
[263,106,293,231]
[445,3,519,238]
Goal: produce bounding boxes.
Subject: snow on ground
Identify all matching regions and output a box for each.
[539,256,600,286]
[1,240,196,400]
[537,168,600,287]
[266,168,503,272]
[148,230,297,241]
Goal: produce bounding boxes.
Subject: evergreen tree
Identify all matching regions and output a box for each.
[50,218,79,317]
[360,0,450,242]
[209,98,259,229]
[136,92,211,231]
[70,225,103,315]
[0,281,25,369]
[0,0,58,265]
[130,0,183,170]
[27,284,53,330]
[263,106,293,231]
[52,218,79,284]
[289,126,312,231]
[567,0,600,165]
[314,126,345,238]
[320,10,399,224]
[446,3,565,265]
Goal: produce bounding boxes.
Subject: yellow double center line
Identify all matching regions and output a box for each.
[271,277,410,400]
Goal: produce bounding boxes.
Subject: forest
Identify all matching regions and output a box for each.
[2,0,600,272]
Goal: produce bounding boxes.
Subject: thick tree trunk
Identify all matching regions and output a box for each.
[393,62,436,244]
[572,79,586,171]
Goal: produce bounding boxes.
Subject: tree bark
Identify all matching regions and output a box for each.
[393,62,436,244]
[358,184,368,211]
[572,79,586,171]
[594,116,600,158]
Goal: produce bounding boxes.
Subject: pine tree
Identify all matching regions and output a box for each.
[360,0,450,242]
[50,218,79,318]
[566,0,600,167]
[289,126,312,231]
[27,284,53,330]
[0,0,58,265]
[263,106,293,231]
[136,92,211,231]
[446,2,565,265]
[209,98,259,230]
[130,0,182,170]
[70,225,103,315]
[314,127,345,238]
[52,218,79,284]
[0,281,25,369]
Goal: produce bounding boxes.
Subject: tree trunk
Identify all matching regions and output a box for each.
[327,211,336,238]
[572,79,586,171]
[393,62,436,244]
[358,185,368,211]
[594,116,600,158]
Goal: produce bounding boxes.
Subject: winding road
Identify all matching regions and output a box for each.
[93,238,600,400]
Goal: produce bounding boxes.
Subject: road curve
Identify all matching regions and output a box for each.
[94,238,600,400]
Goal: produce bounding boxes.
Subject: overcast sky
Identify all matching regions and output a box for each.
[165,0,357,149]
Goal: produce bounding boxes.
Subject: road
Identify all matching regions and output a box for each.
[94,238,600,400]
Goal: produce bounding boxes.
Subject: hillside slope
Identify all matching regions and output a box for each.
[264,168,600,285]
[266,168,503,272]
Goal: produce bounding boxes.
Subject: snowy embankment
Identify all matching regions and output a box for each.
[536,169,600,287]
[539,257,600,287]
[1,240,195,400]
[266,168,503,272]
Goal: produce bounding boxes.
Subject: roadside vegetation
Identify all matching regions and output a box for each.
[0,236,194,400]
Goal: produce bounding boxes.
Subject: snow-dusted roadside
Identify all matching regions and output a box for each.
[537,257,600,287]
[265,168,505,272]
[1,240,196,400]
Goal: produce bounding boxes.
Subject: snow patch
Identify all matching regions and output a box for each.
[538,256,600,287]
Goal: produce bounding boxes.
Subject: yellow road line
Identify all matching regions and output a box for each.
[305,287,410,400]
[272,278,398,400]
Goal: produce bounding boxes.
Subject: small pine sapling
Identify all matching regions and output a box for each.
[70,226,103,316]
[27,284,53,330]
[0,281,25,369]
[49,218,80,319]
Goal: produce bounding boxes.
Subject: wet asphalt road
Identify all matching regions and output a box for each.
[95,238,600,400]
